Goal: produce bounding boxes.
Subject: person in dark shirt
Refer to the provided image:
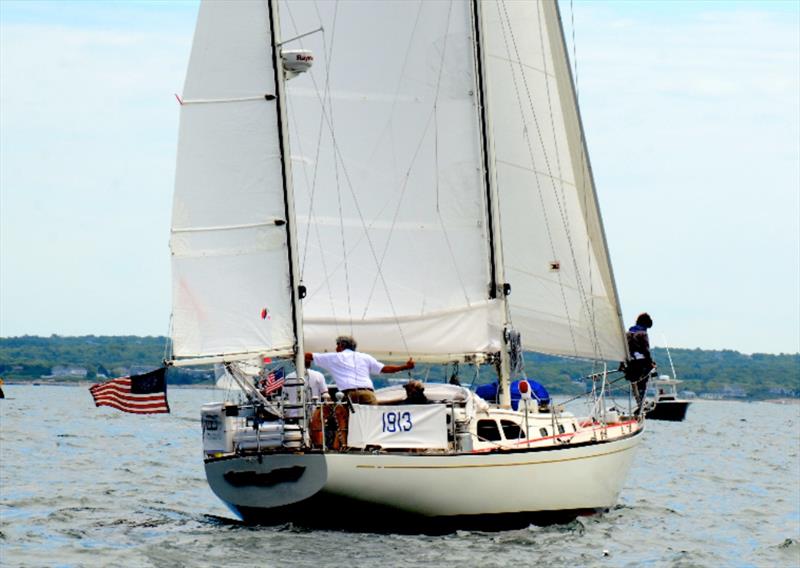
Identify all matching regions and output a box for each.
[624,312,656,415]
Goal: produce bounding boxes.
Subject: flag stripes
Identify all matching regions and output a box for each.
[89,369,169,414]
[261,367,285,395]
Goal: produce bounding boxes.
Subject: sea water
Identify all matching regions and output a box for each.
[1,385,798,568]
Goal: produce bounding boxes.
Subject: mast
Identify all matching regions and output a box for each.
[267,0,306,382]
[471,0,512,407]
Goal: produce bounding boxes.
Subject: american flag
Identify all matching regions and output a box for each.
[261,367,285,395]
[89,368,170,414]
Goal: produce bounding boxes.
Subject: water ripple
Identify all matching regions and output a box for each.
[1,387,798,567]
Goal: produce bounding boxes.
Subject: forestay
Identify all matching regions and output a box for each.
[171,2,296,361]
[283,1,502,359]
[347,404,449,450]
[479,0,626,361]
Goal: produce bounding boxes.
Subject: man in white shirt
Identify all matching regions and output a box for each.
[305,335,414,404]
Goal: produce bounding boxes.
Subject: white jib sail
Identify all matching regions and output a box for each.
[479,0,626,361]
[171,1,296,360]
[283,1,502,359]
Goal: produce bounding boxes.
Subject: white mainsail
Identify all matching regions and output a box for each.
[284,1,503,359]
[479,0,626,361]
[285,0,625,362]
[170,1,298,361]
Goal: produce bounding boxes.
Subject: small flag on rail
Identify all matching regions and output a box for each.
[260,367,285,395]
[89,367,170,414]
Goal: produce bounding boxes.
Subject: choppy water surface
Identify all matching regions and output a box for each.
[1,385,798,567]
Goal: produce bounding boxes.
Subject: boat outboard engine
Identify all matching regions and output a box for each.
[281,49,313,79]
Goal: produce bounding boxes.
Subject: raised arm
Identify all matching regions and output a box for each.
[380,358,415,374]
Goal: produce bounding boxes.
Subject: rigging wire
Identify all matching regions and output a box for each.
[291,2,481,357]
[536,0,602,368]
[495,0,580,357]
[284,0,417,351]
[320,1,355,336]
[293,8,412,354]
[285,9,325,273]
[360,0,473,315]
[568,0,602,368]
[432,2,474,309]
[497,0,606,360]
[287,0,360,337]
[350,0,453,325]
[284,1,341,326]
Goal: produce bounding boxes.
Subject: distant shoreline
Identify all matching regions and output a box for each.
[3,336,798,399]
[3,381,798,403]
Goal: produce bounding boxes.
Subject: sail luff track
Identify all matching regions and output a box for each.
[471,0,499,302]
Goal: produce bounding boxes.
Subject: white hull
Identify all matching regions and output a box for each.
[205,426,642,526]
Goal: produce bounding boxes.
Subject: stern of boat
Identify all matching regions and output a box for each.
[204,453,328,520]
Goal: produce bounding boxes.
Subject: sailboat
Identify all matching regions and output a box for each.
[169,0,643,530]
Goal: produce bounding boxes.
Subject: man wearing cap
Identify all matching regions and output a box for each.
[305,336,414,405]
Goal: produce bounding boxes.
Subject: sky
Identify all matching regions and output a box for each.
[1,0,798,355]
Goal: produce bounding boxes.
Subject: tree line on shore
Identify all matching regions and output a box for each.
[0,335,798,399]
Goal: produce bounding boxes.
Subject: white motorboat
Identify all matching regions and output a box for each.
[169,0,644,530]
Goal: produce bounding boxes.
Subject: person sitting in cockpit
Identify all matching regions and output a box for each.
[400,379,429,405]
